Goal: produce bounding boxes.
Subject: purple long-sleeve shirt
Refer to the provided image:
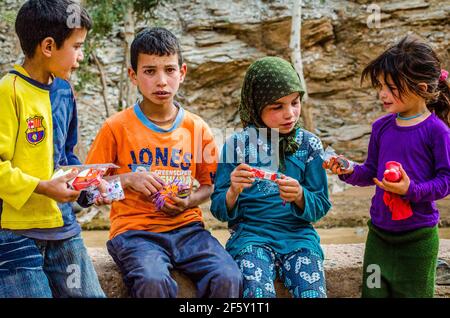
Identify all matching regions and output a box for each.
[340,113,450,232]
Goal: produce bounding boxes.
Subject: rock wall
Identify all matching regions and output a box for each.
[89,240,450,298]
[1,0,448,162]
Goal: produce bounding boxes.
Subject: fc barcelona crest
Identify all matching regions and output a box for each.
[25,116,46,145]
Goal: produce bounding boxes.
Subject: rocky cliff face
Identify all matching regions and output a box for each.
[1,0,449,162]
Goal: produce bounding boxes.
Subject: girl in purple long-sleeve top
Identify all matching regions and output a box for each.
[324,35,450,298]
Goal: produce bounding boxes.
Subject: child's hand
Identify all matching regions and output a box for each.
[92,179,113,206]
[229,163,255,196]
[322,156,354,175]
[373,165,411,195]
[123,171,165,197]
[159,195,191,216]
[275,175,303,202]
[35,170,81,203]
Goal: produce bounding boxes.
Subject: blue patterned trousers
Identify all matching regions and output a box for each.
[234,245,327,298]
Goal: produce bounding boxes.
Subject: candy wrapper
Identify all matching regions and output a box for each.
[68,168,106,191]
[321,146,356,170]
[153,179,191,210]
[52,163,124,204]
[84,177,125,205]
[250,168,281,182]
[52,167,105,190]
[53,163,120,191]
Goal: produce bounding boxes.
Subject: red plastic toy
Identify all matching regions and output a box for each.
[382,161,413,221]
[68,168,105,191]
[384,161,402,182]
[250,168,279,182]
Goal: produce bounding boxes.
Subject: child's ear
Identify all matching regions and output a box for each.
[179,63,187,83]
[128,67,138,86]
[40,37,55,58]
[417,82,428,93]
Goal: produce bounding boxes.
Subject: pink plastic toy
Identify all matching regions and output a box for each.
[382,160,413,221]
[384,161,402,182]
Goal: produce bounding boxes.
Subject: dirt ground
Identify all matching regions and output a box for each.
[201,186,450,230]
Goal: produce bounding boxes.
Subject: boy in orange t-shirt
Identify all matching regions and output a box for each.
[86,27,242,298]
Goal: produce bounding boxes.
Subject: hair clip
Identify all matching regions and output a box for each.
[439,69,449,82]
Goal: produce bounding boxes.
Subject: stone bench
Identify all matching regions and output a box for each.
[88,240,450,298]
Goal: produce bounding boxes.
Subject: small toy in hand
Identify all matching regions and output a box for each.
[322,146,355,170]
[53,163,124,204]
[153,179,191,210]
[382,161,413,221]
[250,167,287,206]
[250,168,280,182]
[383,161,402,182]
[68,168,106,191]
[85,177,125,205]
[53,163,119,191]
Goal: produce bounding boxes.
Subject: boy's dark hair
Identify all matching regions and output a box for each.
[130,27,183,72]
[15,0,92,58]
[362,35,450,127]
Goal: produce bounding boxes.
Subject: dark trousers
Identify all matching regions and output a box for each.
[107,222,242,298]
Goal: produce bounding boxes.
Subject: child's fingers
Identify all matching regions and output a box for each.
[237,163,253,171]
[373,178,386,190]
[398,166,409,180]
[278,185,299,193]
[170,196,187,206]
[234,170,255,179]
[65,189,81,201]
[276,179,297,188]
[279,192,297,201]
[322,157,336,169]
[161,201,183,214]
[137,183,152,197]
[148,176,164,191]
[143,181,157,195]
[149,172,165,185]
[231,177,254,184]
[60,169,79,182]
[381,178,395,187]
[94,196,111,206]
[169,196,182,204]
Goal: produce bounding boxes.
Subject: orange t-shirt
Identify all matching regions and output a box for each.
[86,105,218,239]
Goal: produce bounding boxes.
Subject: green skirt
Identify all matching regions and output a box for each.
[362,220,439,298]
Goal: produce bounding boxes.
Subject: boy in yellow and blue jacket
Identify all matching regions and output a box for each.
[0,0,104,297]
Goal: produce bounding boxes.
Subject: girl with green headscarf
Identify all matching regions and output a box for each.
[211,57,332,298]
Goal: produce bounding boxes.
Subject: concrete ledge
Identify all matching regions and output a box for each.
[88,240,450,298]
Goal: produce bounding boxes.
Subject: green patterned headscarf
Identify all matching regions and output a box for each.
[239,56,305,171]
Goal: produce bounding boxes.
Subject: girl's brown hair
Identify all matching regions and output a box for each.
[362,35,450,127]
